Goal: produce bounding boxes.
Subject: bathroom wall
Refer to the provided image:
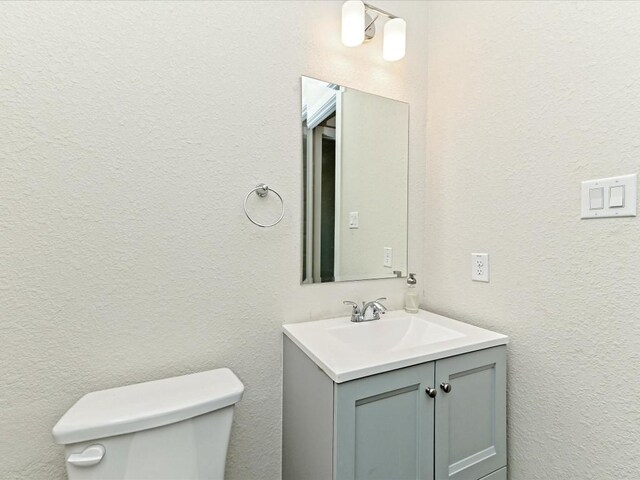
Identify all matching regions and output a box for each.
[424,2,640,478]
[338,88,408,280]
[0,1,428,478]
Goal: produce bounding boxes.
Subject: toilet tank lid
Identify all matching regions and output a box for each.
[52,368,244,445]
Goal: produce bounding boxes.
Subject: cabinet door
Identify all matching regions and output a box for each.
[479,467,507,480]
[435,346,506,480]
[334,363,435,480]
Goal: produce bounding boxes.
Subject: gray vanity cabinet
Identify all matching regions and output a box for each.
[434,347,507,480]
[334,362,435,480]
[282,336,507,480]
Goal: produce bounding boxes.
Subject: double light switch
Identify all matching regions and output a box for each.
[589,185,625,210]
[581,174,637,218]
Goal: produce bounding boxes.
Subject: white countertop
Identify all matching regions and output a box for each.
[283,309,508,383]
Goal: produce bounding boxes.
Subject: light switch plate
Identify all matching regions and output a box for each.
[472,253,489,282]
[581,174,637,219]
[349,212,359,229]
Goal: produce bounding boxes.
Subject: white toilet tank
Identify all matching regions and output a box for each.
[52,368,244,480]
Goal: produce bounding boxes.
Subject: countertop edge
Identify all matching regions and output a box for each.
[282,327,340,381]
[283,318,508,384]
[332,337,508,383]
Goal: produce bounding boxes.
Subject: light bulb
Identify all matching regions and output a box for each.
[383,18,406,61]
[342,0,365,47]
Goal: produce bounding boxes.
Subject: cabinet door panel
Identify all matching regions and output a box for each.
[335,363,435,480]
[479,467,507,480]
[435,346,506,480]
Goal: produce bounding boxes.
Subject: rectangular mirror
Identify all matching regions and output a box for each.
[301,76,409,284]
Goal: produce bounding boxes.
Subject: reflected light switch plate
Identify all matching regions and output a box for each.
[349,212,359,229]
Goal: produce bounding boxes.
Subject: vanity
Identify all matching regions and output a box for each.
[295,76,506,479]
[282,310,508,480]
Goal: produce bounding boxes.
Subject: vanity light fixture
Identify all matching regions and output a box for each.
[382,18,406,61]
[341,1,406,61]
[341,0,365,47]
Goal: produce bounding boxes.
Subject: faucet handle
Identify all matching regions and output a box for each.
[343,300,360,310]
[372,298,387,315]
[343,300,361,322]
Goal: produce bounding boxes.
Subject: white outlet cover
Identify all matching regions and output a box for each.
[472,253,489,282]
[383,247,393,267]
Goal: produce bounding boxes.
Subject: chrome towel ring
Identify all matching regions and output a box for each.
[243,183,285,228]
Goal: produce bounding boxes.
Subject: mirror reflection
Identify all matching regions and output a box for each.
[301,76,409,284]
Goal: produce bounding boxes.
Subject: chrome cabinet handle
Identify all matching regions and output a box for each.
[440,382,452,393]
[425,387,437,398]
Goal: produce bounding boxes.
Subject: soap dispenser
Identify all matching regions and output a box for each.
[404,273,419,314]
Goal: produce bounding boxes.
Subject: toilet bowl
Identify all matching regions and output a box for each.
[52,368,244,480]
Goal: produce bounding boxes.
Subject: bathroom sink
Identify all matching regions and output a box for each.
[327,315,464,353]
[283,309,508,383]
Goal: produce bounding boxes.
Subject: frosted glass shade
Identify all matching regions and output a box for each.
[383,18,406,61]
[342,0,365,47]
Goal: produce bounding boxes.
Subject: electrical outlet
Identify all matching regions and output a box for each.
[472,253,489,282]
[383,247,393,267]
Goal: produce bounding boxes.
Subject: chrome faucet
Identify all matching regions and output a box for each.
[343,298,387,322]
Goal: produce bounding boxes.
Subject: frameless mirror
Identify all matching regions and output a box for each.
[301,76,409,284]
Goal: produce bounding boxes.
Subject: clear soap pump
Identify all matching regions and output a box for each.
[404,273,419,314]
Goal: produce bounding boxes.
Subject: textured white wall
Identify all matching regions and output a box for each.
[339,88,408,280]
[424,2,640,478]
[0,1,428,478]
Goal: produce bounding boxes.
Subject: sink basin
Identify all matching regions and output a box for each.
[283,309,508,383]
[328,315,465,353]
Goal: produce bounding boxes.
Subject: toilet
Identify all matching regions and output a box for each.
[52,368,244,480]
